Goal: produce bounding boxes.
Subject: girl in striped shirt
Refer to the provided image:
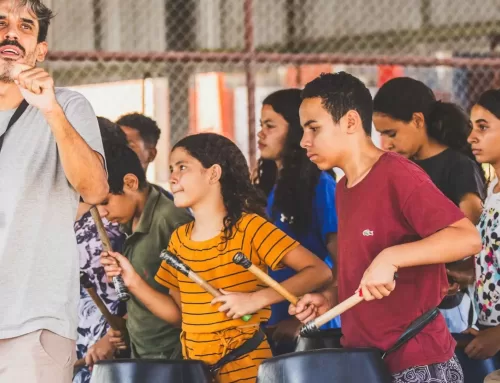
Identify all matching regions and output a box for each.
[102,132,331,383]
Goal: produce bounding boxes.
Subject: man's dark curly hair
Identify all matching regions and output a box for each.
[172,133,267,244]
[19,0,54,42]
[116,113,161,147]
[254,89,335,234]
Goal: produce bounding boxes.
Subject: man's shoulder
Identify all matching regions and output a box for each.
[54,88,91,109]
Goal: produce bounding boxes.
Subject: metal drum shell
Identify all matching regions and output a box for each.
[89,359,212,383]
[257,348,391,383]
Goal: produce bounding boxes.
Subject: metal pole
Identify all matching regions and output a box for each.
[244,0,256,169]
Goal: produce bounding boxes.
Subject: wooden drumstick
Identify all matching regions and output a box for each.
[80,271,125,331]
[232,252,299,305]
[160,250,252,322]
[300,293,364,336]
[299,272,399,335]
[89,206,130,302]
[75,272,127,369]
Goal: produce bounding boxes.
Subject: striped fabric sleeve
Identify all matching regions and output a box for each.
[250,215,299,271]
[154,235,180,289]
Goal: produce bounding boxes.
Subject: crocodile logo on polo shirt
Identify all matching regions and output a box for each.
[362,229,374,237]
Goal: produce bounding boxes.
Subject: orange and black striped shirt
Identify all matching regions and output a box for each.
[154,213,299,333]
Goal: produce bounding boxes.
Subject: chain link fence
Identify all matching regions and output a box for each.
[43,0,500,183]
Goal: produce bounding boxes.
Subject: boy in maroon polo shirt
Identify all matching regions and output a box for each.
[290,72,482,383]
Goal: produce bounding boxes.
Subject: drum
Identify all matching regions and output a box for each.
[89,359,212,383]
[257,348,391,383]
[295,327,343,352]
[485,370,500,382]
[452,333,500,383]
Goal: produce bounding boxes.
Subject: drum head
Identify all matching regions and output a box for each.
[89,359,212,383]
[257,348,391,383]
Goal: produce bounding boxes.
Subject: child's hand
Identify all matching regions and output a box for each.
[84,333,115,369]
[447,268,474,288]
[288,293,331,323]
[107,328,128,350]
[464,327,500,359]
[359,250,397,301]
[101,251,140,289]
[211,289,262,319]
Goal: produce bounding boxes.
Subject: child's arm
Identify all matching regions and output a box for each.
[380,218,481,269]
[255,245,332,306]
[459,193,483,225]
[212,245,332,319]
[101,251,182,326]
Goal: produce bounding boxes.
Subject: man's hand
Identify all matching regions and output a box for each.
[464,327,500,360]
[211,289,263,319]
[84,333,115,368]
[289,293,333,324]
[11,63,58,114]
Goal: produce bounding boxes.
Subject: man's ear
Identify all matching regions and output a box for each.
[35,41,48,63]
[209,164,222,184]
[123,174,140,191]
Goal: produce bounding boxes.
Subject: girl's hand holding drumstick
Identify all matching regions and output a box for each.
[161,251,253,322]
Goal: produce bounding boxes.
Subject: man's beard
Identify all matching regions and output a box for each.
[0,59,15,83]
[0,51,36,83]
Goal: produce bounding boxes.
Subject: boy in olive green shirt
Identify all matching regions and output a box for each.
[98,144,192,359]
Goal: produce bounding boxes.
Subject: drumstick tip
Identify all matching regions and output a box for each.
[160,250,191,277]
[233,252,252,269]
[299,320,319,336]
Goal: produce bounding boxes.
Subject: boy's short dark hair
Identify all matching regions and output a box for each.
[107,144,148,194]
[97,116,128,155]
[301,72,373,135]
[21,0,54,42]
[116,113,161,147]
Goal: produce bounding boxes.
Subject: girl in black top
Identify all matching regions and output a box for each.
[373,77,485,221]
[373,77,485,332]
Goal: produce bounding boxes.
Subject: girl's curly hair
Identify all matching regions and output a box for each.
[172,133,267,244]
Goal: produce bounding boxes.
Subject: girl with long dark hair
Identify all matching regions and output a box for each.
[254,89,339,354]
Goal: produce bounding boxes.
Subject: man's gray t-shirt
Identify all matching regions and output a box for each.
[0,88,104,340]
